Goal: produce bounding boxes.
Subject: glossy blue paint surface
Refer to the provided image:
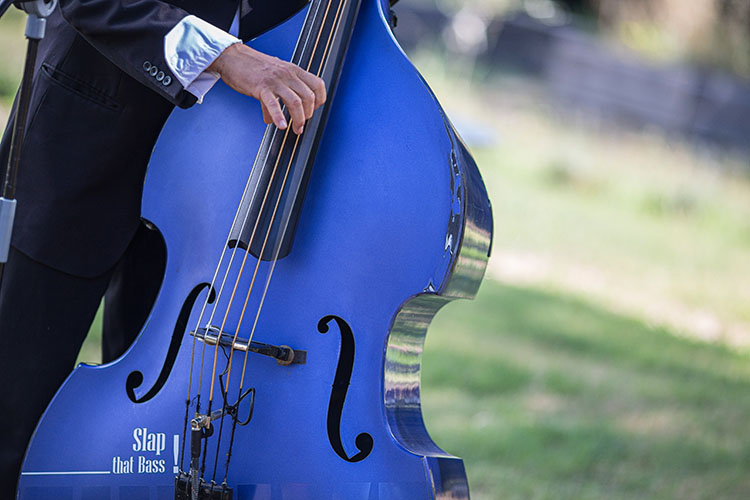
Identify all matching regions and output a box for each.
[18,1,492,498]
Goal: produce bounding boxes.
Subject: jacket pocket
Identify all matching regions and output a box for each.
[41,62,121,111]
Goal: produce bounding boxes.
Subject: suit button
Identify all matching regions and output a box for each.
[156,71,165,82]
[149,66,158,77]
[143,61,151,71]
[162,75,172,86]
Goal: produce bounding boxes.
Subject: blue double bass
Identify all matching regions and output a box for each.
[17,0,492,498]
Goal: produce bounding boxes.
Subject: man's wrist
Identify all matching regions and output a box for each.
[207,42,244,77]
[164,15,241,103]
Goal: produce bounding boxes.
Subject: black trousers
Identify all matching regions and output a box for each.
[0,224,164,498]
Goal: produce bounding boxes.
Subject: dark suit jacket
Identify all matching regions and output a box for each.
[0,0,306,277]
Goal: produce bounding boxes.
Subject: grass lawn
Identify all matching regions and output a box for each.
[424,278,750,499]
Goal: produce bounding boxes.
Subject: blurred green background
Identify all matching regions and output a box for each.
[1,1,749,498]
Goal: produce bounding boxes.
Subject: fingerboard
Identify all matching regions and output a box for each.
[230,0,362,260]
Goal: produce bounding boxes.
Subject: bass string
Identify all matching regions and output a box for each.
[177,192,242,471]
[209,126,303,482]
[207,0,349,481]
[191,0,328,405]
[199,124,297,478]
[178,0,327,472]
[231,0,348,394]
[205,1,344,481]
[213,1,349,482]
[190,0,344,477]
[208,0,343,437]
[176,116,276,472]
[197,0,327,407]
[204,126,293,406]
[214,0,341,405]
[192,0,328,403]
[203,0,336,409]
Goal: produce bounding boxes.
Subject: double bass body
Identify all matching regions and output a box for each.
[17,0,493,498]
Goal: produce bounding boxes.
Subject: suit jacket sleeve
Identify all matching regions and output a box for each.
[58,0,199,108]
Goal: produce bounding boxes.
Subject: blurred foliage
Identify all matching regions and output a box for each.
[424,0,750,78]
[594,0,750,77]
[0,8,25,111]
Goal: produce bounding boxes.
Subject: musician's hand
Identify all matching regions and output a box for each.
[208,43,326,135]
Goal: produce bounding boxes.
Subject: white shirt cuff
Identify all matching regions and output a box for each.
[164,15,240,103]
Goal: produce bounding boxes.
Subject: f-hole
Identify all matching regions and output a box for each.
[126,283,215,403]
[318,315,373,463]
